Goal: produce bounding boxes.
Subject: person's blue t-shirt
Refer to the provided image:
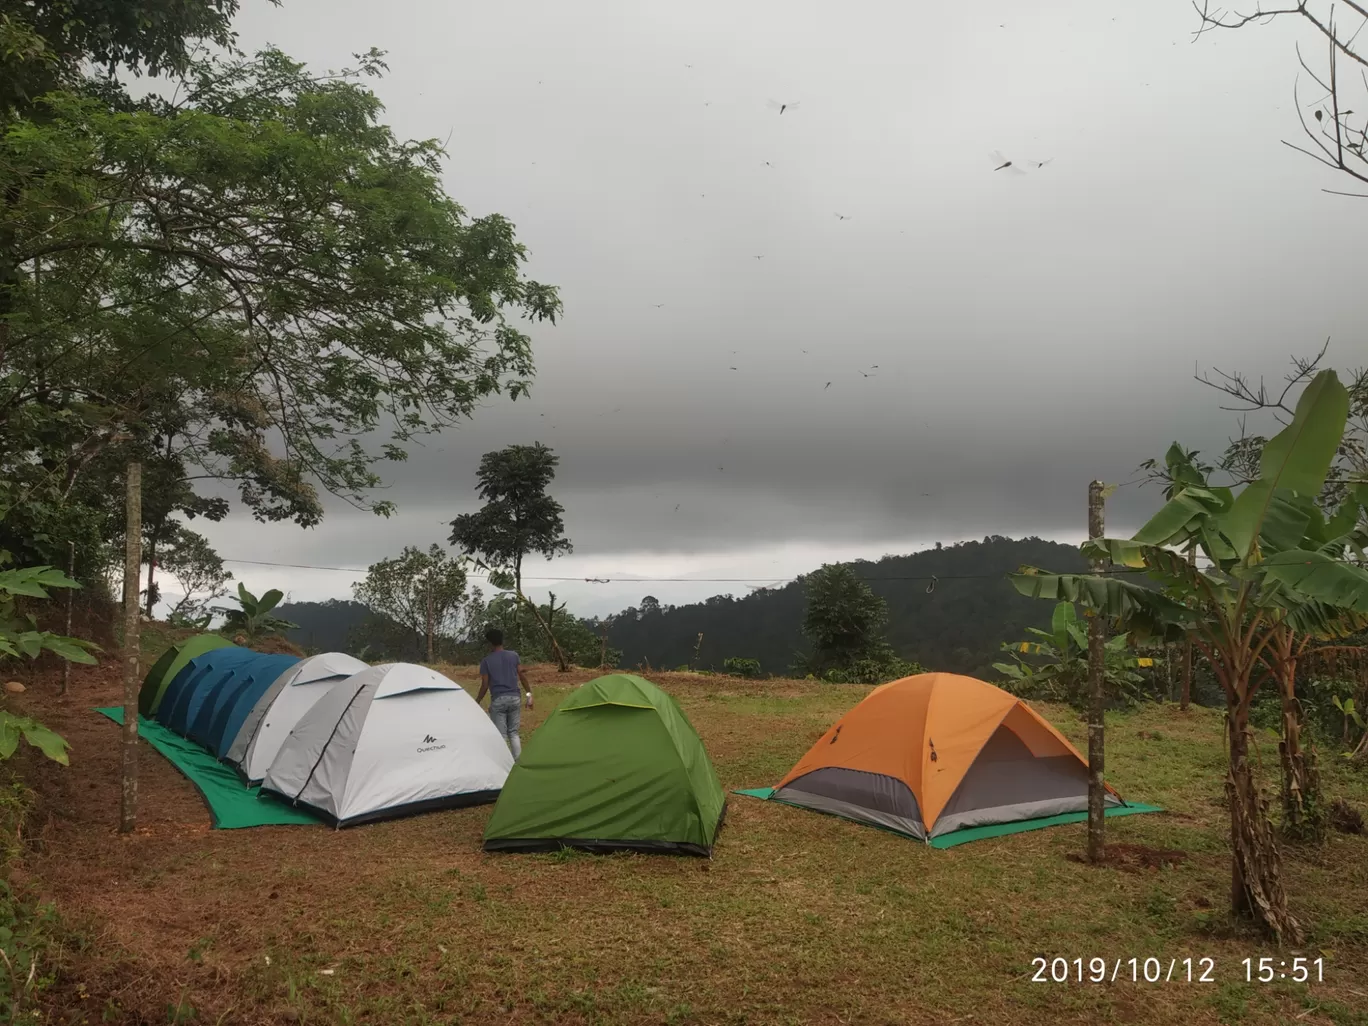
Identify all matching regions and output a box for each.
[479,649,521,698]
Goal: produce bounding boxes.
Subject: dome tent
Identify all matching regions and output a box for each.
[157,647,256,734]
[259,663,513,827]
[191,653,302,757]
[224,652,369,783]
[753,673,1151,847]
[138,634,233,717]
[482,674,726,857]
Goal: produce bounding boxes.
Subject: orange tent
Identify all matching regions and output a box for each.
[765,673,1128,844]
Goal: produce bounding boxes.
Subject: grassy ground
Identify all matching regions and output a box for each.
[11,655,1368,1026]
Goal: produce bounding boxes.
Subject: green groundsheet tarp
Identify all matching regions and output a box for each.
[734,787,1163,849]
[96,707,321,829]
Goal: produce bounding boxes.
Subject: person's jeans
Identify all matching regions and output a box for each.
[489,693,522,759]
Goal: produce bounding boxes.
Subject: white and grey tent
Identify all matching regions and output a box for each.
[258,663,514,826]
[224,652,369,783]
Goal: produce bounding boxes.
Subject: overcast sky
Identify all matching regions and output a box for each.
[176,0,1363,618]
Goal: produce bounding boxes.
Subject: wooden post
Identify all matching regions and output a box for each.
[1180,541,1195,711]
[1086,480,1108,864]
[119,462,142,835]
[425,577,434,664]
[60,539,75,696]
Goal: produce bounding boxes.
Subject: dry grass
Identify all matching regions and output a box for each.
[11,658,1368,1025]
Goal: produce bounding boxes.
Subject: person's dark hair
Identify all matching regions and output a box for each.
[485,627,504,647]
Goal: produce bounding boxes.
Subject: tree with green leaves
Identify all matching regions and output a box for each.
[1,41,560,573]
[1012,369,1368,942]
[799,563,921,683]
[449,442,572,653]
[216,582,297,644]
[993,601,1153,708]
[159,527,231,627]
[353,544,478,663]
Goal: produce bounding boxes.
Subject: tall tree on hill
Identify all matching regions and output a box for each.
[353,545,478,663]
[800,563,910,681]
[0,41,560,574]
[449,442,572,656]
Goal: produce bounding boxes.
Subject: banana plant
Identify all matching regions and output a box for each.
[216,583,298,642]
[993,601,1152,708]
[1332,695,1365,751]
[1010,369,1368,943]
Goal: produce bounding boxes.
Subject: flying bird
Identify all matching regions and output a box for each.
[729,366,738,371]
[767,99,801,115]
[834,213,852,221]
[763,160,775,167]
[1024,157,1054,168]
[824,382,832,389]
[753,255,764,260]
[991,151,1027,175]
[651,303,665,308]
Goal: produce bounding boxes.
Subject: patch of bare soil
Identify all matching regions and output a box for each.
[1066,843,1188,874]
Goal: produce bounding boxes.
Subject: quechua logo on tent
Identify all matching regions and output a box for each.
[417,734,446,753]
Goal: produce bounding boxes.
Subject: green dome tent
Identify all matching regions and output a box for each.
[482,674,726,857]
[138,633,232,717]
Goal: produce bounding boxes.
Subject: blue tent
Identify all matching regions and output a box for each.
[181,653,300,749]
[158,647,254,734]
[199,655,300,758]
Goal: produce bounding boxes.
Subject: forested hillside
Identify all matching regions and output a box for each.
[605,536,1088,677]
[278,599,376,654]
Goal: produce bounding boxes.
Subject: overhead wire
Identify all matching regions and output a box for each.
[216,554,1366,586]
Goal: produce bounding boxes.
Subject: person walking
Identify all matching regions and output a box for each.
[476,627,532,758]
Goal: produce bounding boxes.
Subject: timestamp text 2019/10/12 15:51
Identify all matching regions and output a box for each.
[1030,957,1326,984]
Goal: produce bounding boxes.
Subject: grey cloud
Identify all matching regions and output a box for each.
[196,0,1361,611]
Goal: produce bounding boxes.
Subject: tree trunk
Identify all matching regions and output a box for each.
[425,580,434,664]
[120,462,143,835]
[61,540,75,696]
[144,536,157,618]
[1086,480,1107,864]
[518,590,569,672]
[1276,631,1322,842]
[1181,640,1192,711]
[1227,694,1302,942]
[1180,541,1195,711]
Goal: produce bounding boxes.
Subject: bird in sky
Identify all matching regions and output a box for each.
[652,303,665,308]
[860,371,877,378]
[764,160,775,167]
[767,99,800,114]
[675,504,680,511]
[824,382,832,389]
[729,366,738,371]
[991,151,1027,175]
[753,255,764,260]
[834,213,852,221]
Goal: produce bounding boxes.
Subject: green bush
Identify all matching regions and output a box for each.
[0,780,59,1022]
[819,656,925,686]
[722,657,762,679]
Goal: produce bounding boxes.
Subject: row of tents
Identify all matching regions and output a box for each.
[138,635,1139,853]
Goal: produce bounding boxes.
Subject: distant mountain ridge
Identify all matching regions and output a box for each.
[278,537,1088,678]
[604,536,1088,678]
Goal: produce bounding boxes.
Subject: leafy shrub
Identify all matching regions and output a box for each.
[0,780,59,1022]
[819,656,925,685]
[722,657,762,679]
